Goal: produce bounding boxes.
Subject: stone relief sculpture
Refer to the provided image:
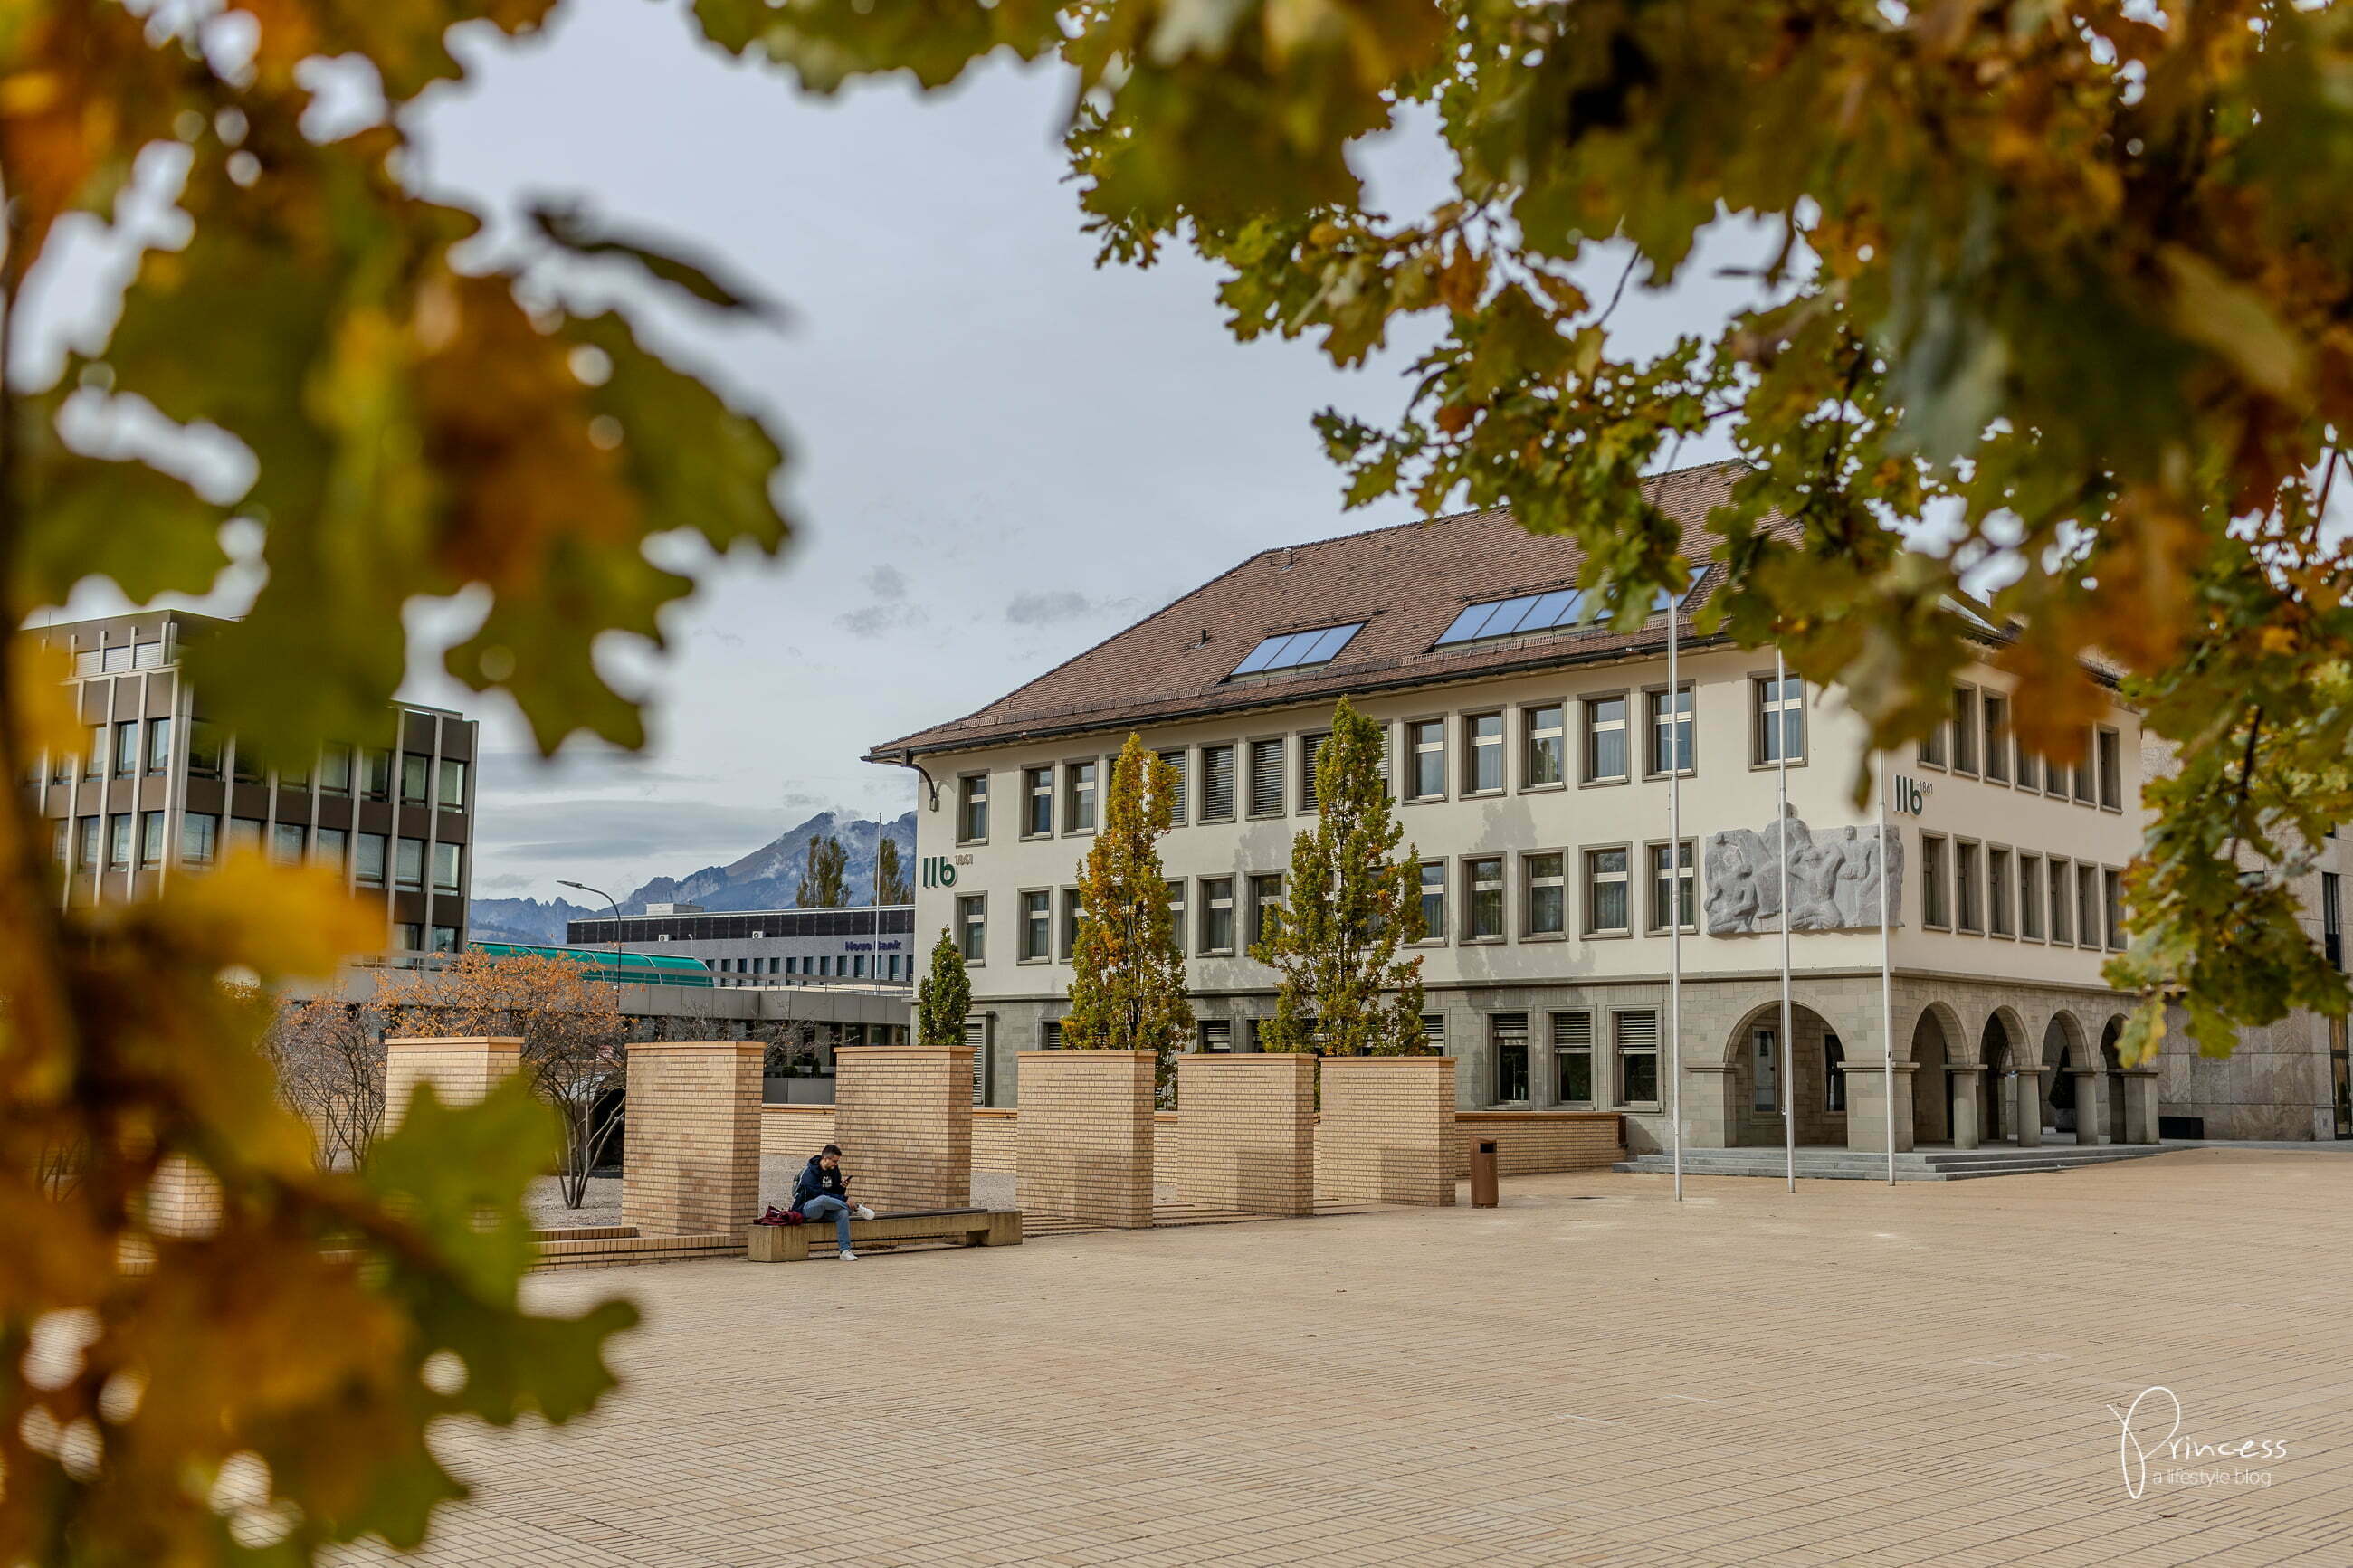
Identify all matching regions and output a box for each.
[1703,805,1903,935]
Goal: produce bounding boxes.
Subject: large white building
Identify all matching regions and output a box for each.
[870,463,2351,1148]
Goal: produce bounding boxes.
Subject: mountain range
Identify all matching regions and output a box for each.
[468,810,918,945]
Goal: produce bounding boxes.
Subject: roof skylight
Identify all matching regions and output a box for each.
[1434,576,1700,650]
[1229,621,1366,677]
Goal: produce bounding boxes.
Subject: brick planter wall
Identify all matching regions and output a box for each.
[148,1155,224,1239]
[624,1041,763,1236]
[1450,1111,1624,1176]
[834,1046,974,1212]
[1017,1051,1155,1229]
[1173,1053,1316,1216]
[972,1109,1018,1173]
[385,1036,524,1127]
[1317,1055,1457,1207]
[761,1105,837,1162]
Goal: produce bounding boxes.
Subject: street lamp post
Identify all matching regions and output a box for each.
[558,879,625,988]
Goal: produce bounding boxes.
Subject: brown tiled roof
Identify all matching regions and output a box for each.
[869,461,1753,761]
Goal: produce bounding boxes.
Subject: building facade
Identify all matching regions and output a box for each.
[871,462,2353,1144]
[564,902,918,988]
[25,609,478,953]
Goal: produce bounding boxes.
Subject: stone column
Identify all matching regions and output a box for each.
[1173,1052,1315,1216]
[1318,1055,1456,1206]
[834,1044,974,1212]
[384,1036,524,1128]
[1681,1062,1738,1150]
[1016,1050,1155,1229]
[2072,1069,2106,1146]
[1947,1065,1985,1150]
[1842,1058,1917,1153]
[2013,1069,2043,1148]
[2122,1069,2161,1145]
[623,1040,763,1236]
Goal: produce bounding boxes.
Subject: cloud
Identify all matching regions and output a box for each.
[838,602,920,638]
[475,747,713,796]
[1005,589,1097,626]
[865,565,910,601]
[471,798,791,865]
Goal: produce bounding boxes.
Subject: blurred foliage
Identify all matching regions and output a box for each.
[1,0,786,1559]
[703,0,2353,1064]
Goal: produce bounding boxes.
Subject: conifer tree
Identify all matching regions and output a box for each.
[875,837,912,904]
[1062,735,1194,1095]
[796,832,849,908]
[916,927,970,1050]
[1253,698,1428,1056]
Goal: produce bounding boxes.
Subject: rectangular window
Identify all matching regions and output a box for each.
[1956,841,1982,933]
[1465,712,1503,794]
[272,822,305,865]
[957,894,986,963]
[1298,733,1328,812]
[50,746,71,784]
[2019,853,2043,939]
[1952,687,1979,774]
[78,815,100,870]
[1197,1020,1233,1054]
[1200,745,1236,822]
[1584,696,1628,783]
[1060,886,1085,960]
[400,753,429,805]
[1019,889,1051,960]
[2103,868,2125,950]
[1024,765,1053,836]
[1754,674,1805,765]
[1647,841,1695,932]
[438,757,467,811]
[140,811,166,870]
[1647,687,1693,775]
[231,739,263,785]
[2049,860,2073,945]
[1989,847,2014,936]
[319,745,353,795]
[113,720,137,778]
[281,754,310,790]
[1065,759,1099,832]
[1200,877,1235,955]
[1248,873,1284,947]
[52,820,67,866]
[363,748,393,800]
[2015,742,2041,794]
[181,813,217,868]
[355,832,387,887]
[1920,834,1949,927]
[228,818,262,854]
[2325,871,2342,971]
[1982,695,2011,784]
[1920,712,1947,768]
[1466,857,1504,940]
[395,836,424,890]
[314,826,348,872]
[1408,720,1445,800]
[395,923,424,954]
[958,774,989,843]
[1417,860,1446,944]
[1246,738,1284,818]
[101,644,131,673]
[1156,749,1188,825]
[1615,1011,1660,1105]
[1164,880,1186,957]
[145,717,172,776]
[1523,852,1566,937]
[1586,848,1630,934]
[2097,727,2123,810]
[2077,863,2101,949]
[1523,704,1564,788]
[1553,1012,1594,1104]
[1491,1013,1529,1103]
[86,725,104,778]
[108,814,132,870]
[433,841,461,893]
[2072,736,2094,804]
[429,926,460,955]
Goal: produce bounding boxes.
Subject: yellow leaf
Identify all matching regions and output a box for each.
[154,851,385,979]
[7,633,81,763]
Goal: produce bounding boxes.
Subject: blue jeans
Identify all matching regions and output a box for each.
[802,1194,853,1251]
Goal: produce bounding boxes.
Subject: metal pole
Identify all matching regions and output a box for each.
[1669,599,1683,1204]
[559,879,625,987]
[1777,650,1795,1193]
[1877,752,1895,1186]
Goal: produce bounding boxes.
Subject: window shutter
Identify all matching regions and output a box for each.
[1553,1012,1592,1050]
[1248,739,1284,816]
[1157,749,1188,824]
[1203,746,1235,819]
[963,1018,987,1105]
[1614,1011,1658,1051]
[1199,1020,1233,1052]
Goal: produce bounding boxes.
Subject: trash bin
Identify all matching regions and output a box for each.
[1471,1138,1500,1208]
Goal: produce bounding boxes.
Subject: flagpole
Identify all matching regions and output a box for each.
[1879,747,1896,1186]
[1778,650,1795,1193]
[1669,597,1684,1204]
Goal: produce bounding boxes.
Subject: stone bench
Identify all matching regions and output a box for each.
[746,1207,1022,1262]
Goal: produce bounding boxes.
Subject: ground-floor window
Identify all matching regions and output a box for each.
[1615,1009,1659,1104]
[1824,1032,1846,1112]
[1491,1013,1529,1102]
[1553,1012,1593,1104]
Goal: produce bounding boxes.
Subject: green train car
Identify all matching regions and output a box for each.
[464,941,715,989]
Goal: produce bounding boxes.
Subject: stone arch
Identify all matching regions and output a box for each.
[2041,1011,2089,1135]
[1977,1008,2028,1142]
[2099,1015,2129,1143]
[1722,999,1856,1147]
[1909,1005,1957,1145]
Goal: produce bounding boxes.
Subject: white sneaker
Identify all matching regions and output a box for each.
[839,1249,858,1261]
[853,1205,875,1221]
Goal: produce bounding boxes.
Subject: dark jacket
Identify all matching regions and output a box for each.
[793,1155,848,1210]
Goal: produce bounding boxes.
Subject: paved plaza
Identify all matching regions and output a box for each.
[357,1148,2353,1567]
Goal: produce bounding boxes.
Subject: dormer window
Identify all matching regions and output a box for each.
[1228,622,1364,678]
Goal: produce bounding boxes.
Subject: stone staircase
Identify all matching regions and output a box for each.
[1613,1143,2171,1182]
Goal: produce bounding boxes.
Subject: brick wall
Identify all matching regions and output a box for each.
[385,1036,523,1126]
[972,1109,1018,1173]
[1452,1111,1624,1176]
[834,1046,973,1212]
[1017,1051,1154,1228]
[148,1155,223,1239]
[1317,1056,1457,1206]
[761,1105,837,1163]
[623,1041,763,1236]
[1172,1053,1315,1215]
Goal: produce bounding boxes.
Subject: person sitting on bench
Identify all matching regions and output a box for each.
[794,1144,874,1260]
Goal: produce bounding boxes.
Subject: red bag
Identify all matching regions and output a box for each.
[754,1205,798,1227]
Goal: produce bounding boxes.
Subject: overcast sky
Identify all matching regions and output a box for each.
[43,4,1765,905]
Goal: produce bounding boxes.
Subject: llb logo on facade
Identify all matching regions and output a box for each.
[919,854,967,889]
